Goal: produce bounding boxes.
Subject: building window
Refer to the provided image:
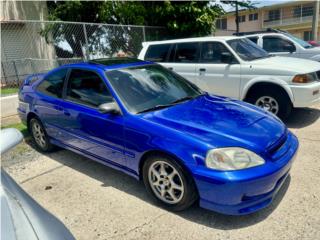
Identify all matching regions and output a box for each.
[216,18,227,30]
[268,9,280,21]
[293,6,301,18]
[304,31,312,41]
[293,4,314,18]
[237,15,246,23]
[249,13,258,21]
[302,4,314,17]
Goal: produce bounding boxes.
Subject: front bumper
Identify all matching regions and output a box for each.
[193,132,298,215]
[290,82,320,108]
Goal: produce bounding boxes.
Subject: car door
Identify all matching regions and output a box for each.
[59,68,126,166]
[262,35,297,57]
[195,41,241,99]
[34,68,69,142]
[162,42,199,85]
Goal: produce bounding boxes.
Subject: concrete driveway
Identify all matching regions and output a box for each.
[2,105,320,240]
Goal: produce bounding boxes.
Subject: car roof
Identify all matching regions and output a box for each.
[142,36,242,46]
[244,32,286,38]
[61,58,151,71]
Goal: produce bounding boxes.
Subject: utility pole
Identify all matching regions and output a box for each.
[235,1,239,34]
[312,0,320,41]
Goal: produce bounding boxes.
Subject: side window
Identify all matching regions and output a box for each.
[200,42,233,63]
[174,42,199,63]
[145,44,171,62]
[37,69,67,98]
[248,37,258,44]
[263,36,296,52]
[66,69,113,108]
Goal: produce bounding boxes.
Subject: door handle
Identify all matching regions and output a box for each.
[199,68,206,72]
[168,67,173,70]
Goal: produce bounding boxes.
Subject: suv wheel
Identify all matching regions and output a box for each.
[246,88,292,120]
[29,118,54,152]
[142,155,198,211]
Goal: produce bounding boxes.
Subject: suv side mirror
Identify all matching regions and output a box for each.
[98,102,121,115]
[283,44,295,53]
[221,52,234,64]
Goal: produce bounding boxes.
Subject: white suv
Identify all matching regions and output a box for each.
[244,32,320,61]
[138,36,320,119]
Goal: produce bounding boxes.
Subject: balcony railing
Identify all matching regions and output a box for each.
[263,15,314,28]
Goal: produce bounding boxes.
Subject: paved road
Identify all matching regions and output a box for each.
[2,105,320,240]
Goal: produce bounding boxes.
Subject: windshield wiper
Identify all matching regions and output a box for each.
[137,104,175,114]
[170,96,195,104]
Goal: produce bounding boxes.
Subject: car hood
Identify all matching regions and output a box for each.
[141,95,286,153]
[251,56,320,74]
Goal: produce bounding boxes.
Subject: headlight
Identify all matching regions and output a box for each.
[292,73,316,83]
[205,147,265,171]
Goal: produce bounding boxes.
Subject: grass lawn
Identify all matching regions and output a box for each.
[1,122,29,138]
[1,87,19,96]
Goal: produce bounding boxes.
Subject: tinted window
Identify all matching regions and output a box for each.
[105,65,202,113]
[37,69,67,98]
[248,37,258,44]
[174,42,199,63]
[201,42,233,63]
[66,69,113,108]
[145,44,171,62]
[263,36,296,52]
[227,38,269,61]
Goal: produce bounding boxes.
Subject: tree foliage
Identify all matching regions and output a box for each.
[44,1,252,58]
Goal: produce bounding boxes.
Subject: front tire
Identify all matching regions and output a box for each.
[29,118,55,152]
[246,88,292,120]
[142,155,198,211]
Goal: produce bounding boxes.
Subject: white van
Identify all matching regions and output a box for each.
[138,36,320,119]
[244,32,320,61]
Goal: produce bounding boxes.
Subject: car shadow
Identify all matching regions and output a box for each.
[34,147,291,230]
[285,107,320,129]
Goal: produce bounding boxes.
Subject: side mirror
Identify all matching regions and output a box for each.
[98,102,121,115]
[283,44,295,53]
[221,52,234,64]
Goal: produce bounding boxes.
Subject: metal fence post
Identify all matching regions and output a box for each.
[1,62,8,87]
[142,26,146,42]
[12,61,20,87]
[83,23,90,60]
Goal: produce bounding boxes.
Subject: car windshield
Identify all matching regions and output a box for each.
[283,32,313,49]
[105,64,203,114]
[227,38,270,61]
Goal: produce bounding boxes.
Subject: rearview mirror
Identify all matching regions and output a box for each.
[221,52,234,64]
[98,102,121,115]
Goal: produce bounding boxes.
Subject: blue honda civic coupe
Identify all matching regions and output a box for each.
[18,58,298,215]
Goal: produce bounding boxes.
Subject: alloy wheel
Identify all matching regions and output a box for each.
[255,96,279,115]
[148,161,184,204]
[31,120,47,148]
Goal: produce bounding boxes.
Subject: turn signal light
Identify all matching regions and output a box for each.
[292,74,309,83]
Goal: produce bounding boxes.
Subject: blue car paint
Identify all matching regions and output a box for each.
[18,61,299,215]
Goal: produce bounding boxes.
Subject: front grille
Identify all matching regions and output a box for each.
[316,71,320,80]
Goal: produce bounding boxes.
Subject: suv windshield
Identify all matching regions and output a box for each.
[227,38,270,61]
[283,32,313,49]
[105,64,203,113]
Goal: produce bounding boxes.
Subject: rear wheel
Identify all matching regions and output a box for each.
[142,155,198,211]
[246,87,292,120]
[29,118,55,152]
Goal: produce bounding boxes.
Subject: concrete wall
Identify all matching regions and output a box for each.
[1,0,56,62]
[1,0,48,21]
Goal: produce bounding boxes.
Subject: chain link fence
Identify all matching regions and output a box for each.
[1,20,167,89]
